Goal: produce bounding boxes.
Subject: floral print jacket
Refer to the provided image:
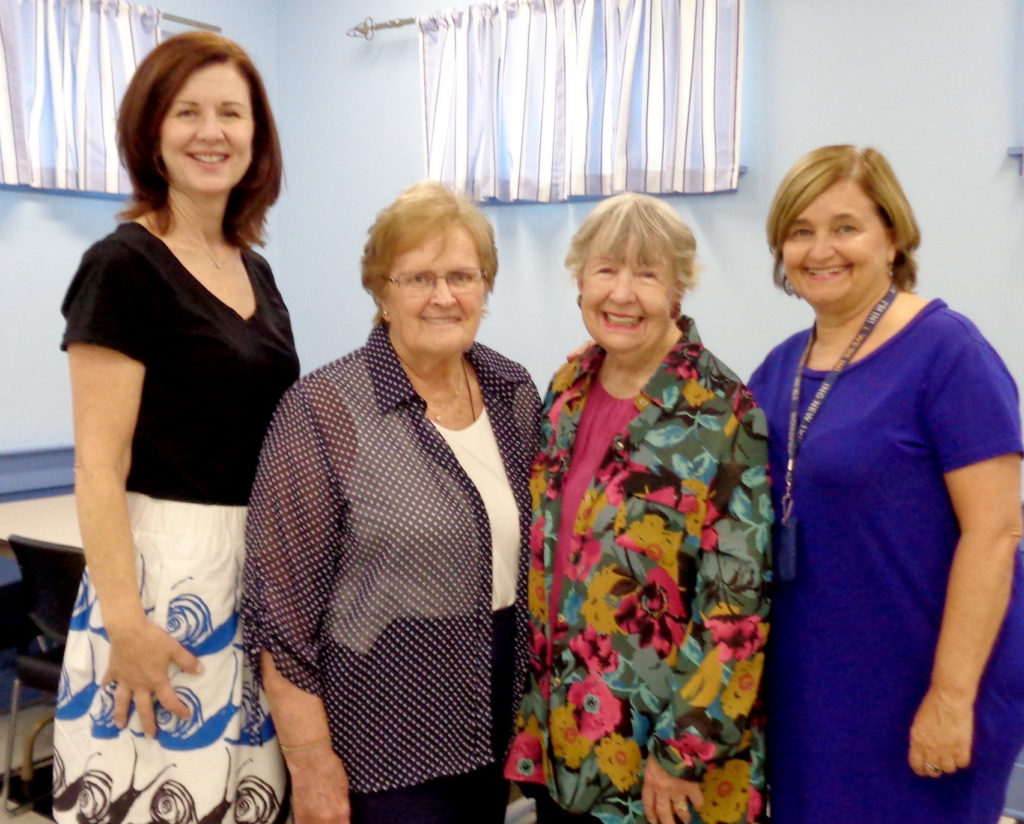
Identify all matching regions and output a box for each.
[505,316,772,824]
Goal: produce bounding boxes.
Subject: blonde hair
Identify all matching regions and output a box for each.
[361,181,497,324]
[565,192,699,294]
[766,145,920,292]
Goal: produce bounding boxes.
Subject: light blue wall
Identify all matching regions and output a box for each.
[3,0,1023,455]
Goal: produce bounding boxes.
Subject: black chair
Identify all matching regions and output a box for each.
[1,535,85,814]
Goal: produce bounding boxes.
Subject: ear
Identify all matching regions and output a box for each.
[886,229,897,266]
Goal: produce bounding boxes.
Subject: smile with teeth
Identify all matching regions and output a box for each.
[604,312,640,327]
[803,265,849,278]
[191,153,227,163]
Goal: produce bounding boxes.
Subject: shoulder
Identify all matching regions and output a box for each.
[900,300,1010,371]
[912,300,991,347]
[295,347,370,398]
[242,246,276,287]
[74,224,158,273]
[469,341,534,387]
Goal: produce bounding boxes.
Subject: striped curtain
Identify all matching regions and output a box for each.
[418,0,744,203]
[0,0,160,194]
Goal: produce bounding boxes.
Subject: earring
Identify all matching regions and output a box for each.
[782,274,796,296]
[381,308,390,321]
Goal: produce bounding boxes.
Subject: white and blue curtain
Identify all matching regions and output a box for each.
[0,0,160,194]
[419,0,744,203]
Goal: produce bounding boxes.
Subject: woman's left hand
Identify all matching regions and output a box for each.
[908,686,973,777]
[641,755,704,823]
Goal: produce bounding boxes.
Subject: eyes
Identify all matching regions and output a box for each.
[586,264,663,283]
[786,223,859,241]
[169,105,248,120]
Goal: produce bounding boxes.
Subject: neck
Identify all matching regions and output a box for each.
[812,283,895,347]
[165,190,229,244]
[390,338,464,387]
[599,327,682,398]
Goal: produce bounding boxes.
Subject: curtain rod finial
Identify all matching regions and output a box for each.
[347,17,374,40]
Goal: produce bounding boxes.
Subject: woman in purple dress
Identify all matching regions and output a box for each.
[749,145,1024,823]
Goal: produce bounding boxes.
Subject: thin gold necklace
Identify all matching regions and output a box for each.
[397,354,475,423]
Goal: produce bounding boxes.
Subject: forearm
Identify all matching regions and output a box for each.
[261,650,332,754]
[929,528,1019,701]
[74,462,147,633]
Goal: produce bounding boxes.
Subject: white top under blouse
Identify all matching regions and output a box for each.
[433,407,521,610]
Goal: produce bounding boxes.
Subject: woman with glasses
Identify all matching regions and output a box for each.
[242,181,541,824]
[505,193,771,824]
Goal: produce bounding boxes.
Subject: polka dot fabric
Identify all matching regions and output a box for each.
[243,325,540,793]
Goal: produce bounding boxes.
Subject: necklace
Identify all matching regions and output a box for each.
[397,353,475,423]
[195,235,225,269]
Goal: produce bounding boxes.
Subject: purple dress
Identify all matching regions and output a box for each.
[749,300,1024,823]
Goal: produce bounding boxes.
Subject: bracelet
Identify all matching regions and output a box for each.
[279,735,332,754]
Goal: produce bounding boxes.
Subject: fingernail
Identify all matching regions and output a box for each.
[195,661,205,675]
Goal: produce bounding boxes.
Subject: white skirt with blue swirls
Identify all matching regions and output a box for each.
[52,493,287,824]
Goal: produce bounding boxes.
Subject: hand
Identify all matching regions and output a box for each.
[908,686,973,777]
[288,748,351,824]
[103,617,202,736]
[641,754,704,824]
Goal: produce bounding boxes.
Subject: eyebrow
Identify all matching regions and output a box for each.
[791,212,863,224]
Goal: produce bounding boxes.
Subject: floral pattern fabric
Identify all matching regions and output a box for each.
[505,316,772,824]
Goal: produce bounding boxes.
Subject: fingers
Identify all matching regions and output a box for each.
[154,681,190,721]
[112,680,133,729]
[134,686,158,737]
[170,644,203,676]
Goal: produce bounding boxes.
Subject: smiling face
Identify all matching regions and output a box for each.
[782,178,897,319]
[381,225,486,365]
[578,237,681,365]
[158,62,254,207]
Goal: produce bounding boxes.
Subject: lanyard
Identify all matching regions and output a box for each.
[780,285,897,525]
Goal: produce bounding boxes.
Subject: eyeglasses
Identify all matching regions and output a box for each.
[388,269,488,295]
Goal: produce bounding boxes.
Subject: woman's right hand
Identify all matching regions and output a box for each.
[288,748,351,824]
[103,616,201,736]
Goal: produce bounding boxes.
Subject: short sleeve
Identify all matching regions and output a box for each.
[922,316,1022,473]
[61,237,154,362]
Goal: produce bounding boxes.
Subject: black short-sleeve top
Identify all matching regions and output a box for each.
[61,222,300,505]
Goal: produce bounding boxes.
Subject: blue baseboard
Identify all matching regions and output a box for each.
[0,447,75,501]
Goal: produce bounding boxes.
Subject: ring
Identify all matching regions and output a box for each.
[673,800,687,810]
[925,762,941,774]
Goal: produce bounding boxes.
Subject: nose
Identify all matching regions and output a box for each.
[607,268,636,301]
[195,111,223,140]
[807,231,835,261]
[429,275,457,303]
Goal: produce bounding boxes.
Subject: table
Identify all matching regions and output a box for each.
[0,494,81,555]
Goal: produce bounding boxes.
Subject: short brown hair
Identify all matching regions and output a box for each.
[117,32,282,248]
[766,145,920,292]
[565,192,699,295]
[361,181,498,325]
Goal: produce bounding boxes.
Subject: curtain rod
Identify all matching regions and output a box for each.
[346,16,415,40]
[162,13,221,33]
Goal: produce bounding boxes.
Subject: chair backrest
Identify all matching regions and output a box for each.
[8,535,85,644]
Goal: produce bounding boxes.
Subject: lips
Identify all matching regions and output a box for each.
[802,265,849,279]
[603,312,641,328]
[190,153,228,164]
